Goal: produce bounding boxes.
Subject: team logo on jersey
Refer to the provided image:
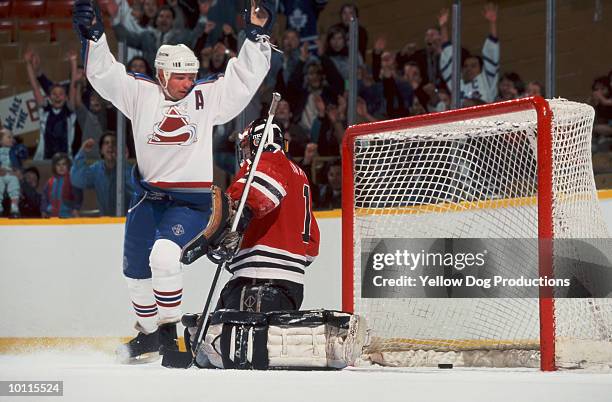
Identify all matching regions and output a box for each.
[172,224,185,236]
[148,106,197,146]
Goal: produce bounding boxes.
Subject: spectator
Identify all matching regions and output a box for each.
[71,134,134,216]
[297,142,320,206]
[317,159,342,210]
[25,49,78,160]
[396,10,470,88]
[204,0,240,46]
[276,100,310,158]
[127,56,153,77]
[403,61,440,112]
[218,23,238,54]
[588,76,612,152]
[288,60,336,133]
[107,0,149,61]
[320,25,362,96]
[111,4,210,68]
[433,87,451,112]
[41,153,82,218]
[378,49,413,119]
[330,3,369,60]
[192,0,216,55]
[526,80,544,97]
[19,167,42,218]
[312,96,345,156]
[439,3,500,104]
[372,37,414,118]
[278,0,328,51]
[0,128,27,217]
[497,72,525,101]
[397,27,441,86]
[30,49,92,109]
[356,97,376,123]
[74,65,106,159]
[198,42,232,79]
[142,0,159,27]
[272,30,304,94]
[357,65,384,119]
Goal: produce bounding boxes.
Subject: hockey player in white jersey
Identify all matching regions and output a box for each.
[72,0,275,363]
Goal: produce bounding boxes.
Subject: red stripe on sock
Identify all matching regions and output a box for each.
[153,289,183,296]
[132,302,157,309]
[156,300,181,308]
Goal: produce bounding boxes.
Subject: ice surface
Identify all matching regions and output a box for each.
[1,349,611,402]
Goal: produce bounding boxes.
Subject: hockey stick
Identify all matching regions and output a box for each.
[162,93,283,369]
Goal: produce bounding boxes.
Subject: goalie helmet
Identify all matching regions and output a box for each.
[154,44,199,93]
[238,117,287,162]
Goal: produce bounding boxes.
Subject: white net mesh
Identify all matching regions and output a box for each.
[348,99,612,368]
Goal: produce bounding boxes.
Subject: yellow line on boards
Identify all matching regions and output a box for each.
[0,217,125,226]
[0,190,609,225]
[600,189,612,199]
[0,211,345,224]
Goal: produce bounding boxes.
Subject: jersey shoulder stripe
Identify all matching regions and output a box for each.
[194,73,224,86]
[127,72,158,85]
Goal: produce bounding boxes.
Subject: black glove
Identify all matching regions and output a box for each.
[244,0,276,42]
[73,0,105,42]
[206,206,252,264]
[207,231,242,264]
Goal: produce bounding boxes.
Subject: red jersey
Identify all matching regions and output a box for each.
[226,148,320,284]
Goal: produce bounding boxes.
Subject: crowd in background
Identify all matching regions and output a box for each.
[1,0,611,217]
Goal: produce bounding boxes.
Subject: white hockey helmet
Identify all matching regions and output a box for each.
[154,44,199,88]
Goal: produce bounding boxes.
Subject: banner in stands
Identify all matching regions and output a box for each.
[0,91,40,135]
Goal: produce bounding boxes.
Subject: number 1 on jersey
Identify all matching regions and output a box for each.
[302,184,311,242]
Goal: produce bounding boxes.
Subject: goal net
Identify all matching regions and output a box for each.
[342,98,612,370]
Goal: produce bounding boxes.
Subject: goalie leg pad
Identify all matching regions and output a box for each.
[202,310,269,370]
[200,310,365,370]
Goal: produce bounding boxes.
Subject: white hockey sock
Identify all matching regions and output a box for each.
[150,239,183,324]
[125,277,158,334]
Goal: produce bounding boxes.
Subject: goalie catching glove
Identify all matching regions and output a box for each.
[180,186,252,265]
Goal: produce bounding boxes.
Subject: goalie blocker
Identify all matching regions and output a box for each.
[189,309,365,370]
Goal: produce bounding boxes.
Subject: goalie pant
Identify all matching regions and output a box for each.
[201,309,366,370]
[225,147,320,285]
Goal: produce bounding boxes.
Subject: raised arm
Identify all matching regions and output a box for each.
[481,2,500,99]
[484,2,498,39]
[67,50,78,110]
[74,0,139,119]
[438,8,452,89]
[71,139,97,190]
[24,50,45,107]
[439,8,449,44]
[209,0,275,125]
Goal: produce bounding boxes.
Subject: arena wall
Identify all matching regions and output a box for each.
[1,195,612,339]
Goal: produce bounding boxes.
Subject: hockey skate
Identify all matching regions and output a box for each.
[116,323,160,364]
[158,322,179,355]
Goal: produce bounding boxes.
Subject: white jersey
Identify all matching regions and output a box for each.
[440,35,500,104]
[84,34,271,193]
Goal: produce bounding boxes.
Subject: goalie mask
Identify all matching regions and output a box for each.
[238,117,288,162]
[154,44,199,98]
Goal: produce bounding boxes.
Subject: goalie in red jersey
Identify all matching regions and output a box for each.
[214,117,320,312]
[177,120,366,370]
